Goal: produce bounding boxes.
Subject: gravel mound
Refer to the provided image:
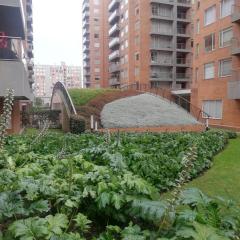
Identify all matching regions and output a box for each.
[101,93,200,128]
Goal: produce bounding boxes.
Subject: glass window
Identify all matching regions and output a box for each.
[221,0,234,18]
[204,62,215,79]
[202,100,223,119]
[220,27,233,47]
[205,33,215,52]
[219,58,232,77]
[204,5,216,26]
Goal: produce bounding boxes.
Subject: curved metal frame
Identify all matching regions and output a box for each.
[50,81,77,116]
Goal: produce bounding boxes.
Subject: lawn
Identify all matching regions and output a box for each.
[184,136,240,203]
[68,88,117,107]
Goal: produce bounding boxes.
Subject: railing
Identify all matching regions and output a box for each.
[0,36,24,61]
[120,82,211,125]
[177,12,191,20]
[231,37,240,53]
[178,0,191,4]
[51,81,77,115]
[109,10,120,23]
[151,58,173,65]
[109,24,120,36]
[177,27,190,35]
[151,72,173,79]
[177,43,191,50]
[109,50,120,60]
[176,58,191,65]
[109,63,120,72]
[176,73,191,80]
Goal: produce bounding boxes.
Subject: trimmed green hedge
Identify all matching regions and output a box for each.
[69,115,86,134]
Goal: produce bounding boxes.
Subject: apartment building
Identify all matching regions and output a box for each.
[82,0,192,92]
[82,0,109,88]
[34,62,82,103]
[0,0,34,133]
[191,0,240,129]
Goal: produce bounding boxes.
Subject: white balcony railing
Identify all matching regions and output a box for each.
[109,50,120,60]
[109,37,120,48]
[109,24,120,36]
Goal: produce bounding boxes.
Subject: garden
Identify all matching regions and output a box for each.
[0,129,240,239]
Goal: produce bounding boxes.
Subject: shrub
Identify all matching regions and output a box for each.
[225,130,238,139]
[70,115,86,134]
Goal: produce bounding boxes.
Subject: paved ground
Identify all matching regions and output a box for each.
[101,93,200,128]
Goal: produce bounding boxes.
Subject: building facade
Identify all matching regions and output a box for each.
[0,0,34,133]
[191,0,240,130]
[34,62,82,103]
[82,0,192,91]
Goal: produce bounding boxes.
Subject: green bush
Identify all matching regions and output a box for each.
[69,115,86,134]
[225,130,238,139]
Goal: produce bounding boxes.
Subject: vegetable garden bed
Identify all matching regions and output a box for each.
[0,130,239,239]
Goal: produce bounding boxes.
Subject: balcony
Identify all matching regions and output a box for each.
[177,12,191,22]
[109,77,120,86]
[177,0,192,6]
[176,58,191,67]
[177,43,191,52]
[108,0,120,12]
[150,58,173,66]
[83,28,90,37]
[83,62,90,68]
[109,50,120,61]
[109,10,120,24]
[232,38,240,55]
[228,71,240,99]
[109,63,120,73]
[0,0,25,39]
[0,37,32,99]
[150,29,173,36]
[83,45,90,53]
[83,36,90,44]
[177,27,191,37]
[109,37,120,49]
[232,5,240,23]
[150,72,173,81]
[176,73,191,81]
[83,10,90,20]
[83,19,90,29]
[82,1,89,12]
[109,24,120,37]
[83,54,90,60]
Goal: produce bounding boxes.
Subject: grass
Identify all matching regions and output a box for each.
[68,88,118,107]
[184,136,240,203]
[24,128,63,135]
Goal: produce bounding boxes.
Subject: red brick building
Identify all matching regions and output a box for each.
[82,0,192,93]
[191,0,240,130]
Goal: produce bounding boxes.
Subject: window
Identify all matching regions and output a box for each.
[221,0,234,18]
[219,58,232,77]
[202,100,223,119]
[134,67,139,76]
[204,62,215,79]
[195,68,199,82]
[205,33,215,52]
[135,8,139,16]
[135,21,140,30]
[94,42,100,48]
[196,43,200,57]
[135,53,139,61]
[94,33,99,38]
[204,5,216,26]
[220,27,233,47]
[196,19,200,34]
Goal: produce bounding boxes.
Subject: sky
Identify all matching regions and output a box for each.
[33,0,83,66]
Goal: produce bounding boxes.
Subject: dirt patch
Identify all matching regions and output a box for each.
[76,90,140,129]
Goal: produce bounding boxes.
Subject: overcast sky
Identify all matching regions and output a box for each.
[33,0,82,66]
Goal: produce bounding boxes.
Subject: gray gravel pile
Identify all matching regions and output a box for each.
[101,93,200,128]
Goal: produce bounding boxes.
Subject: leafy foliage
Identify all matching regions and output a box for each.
[0,130,239,239]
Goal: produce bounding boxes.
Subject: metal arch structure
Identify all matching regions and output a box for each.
[50,81,77,131]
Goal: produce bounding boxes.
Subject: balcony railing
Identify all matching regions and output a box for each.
[109,77,120,86]
[109,63,120,73]
[109,37,120,48]
[176,58,191,65]
[150,72,173,80]
[177,12,191,21]
[232,5,240,23]
[109,10,120,24]
[151,58,173,65]
[109,24,120,36]
[177,43,191,51]
[232,38,240,55]
[177,0,191,5]
[228,70,240,99]
[109,50,120,60]
[108,0,120,12]
[177,27,191,36]
[176,73,191,80]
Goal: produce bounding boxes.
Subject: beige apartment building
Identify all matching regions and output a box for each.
[0,0,34,133]
[82,0,192,92]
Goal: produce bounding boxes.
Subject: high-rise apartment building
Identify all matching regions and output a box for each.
[34,62,82,103]
[191,0,240,129]
[82,0,192,91]
[82,0,109,88]
[0,0,34,133]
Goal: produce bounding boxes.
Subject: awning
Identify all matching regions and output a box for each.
[171,89,191,95]
[0,0,25,38]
